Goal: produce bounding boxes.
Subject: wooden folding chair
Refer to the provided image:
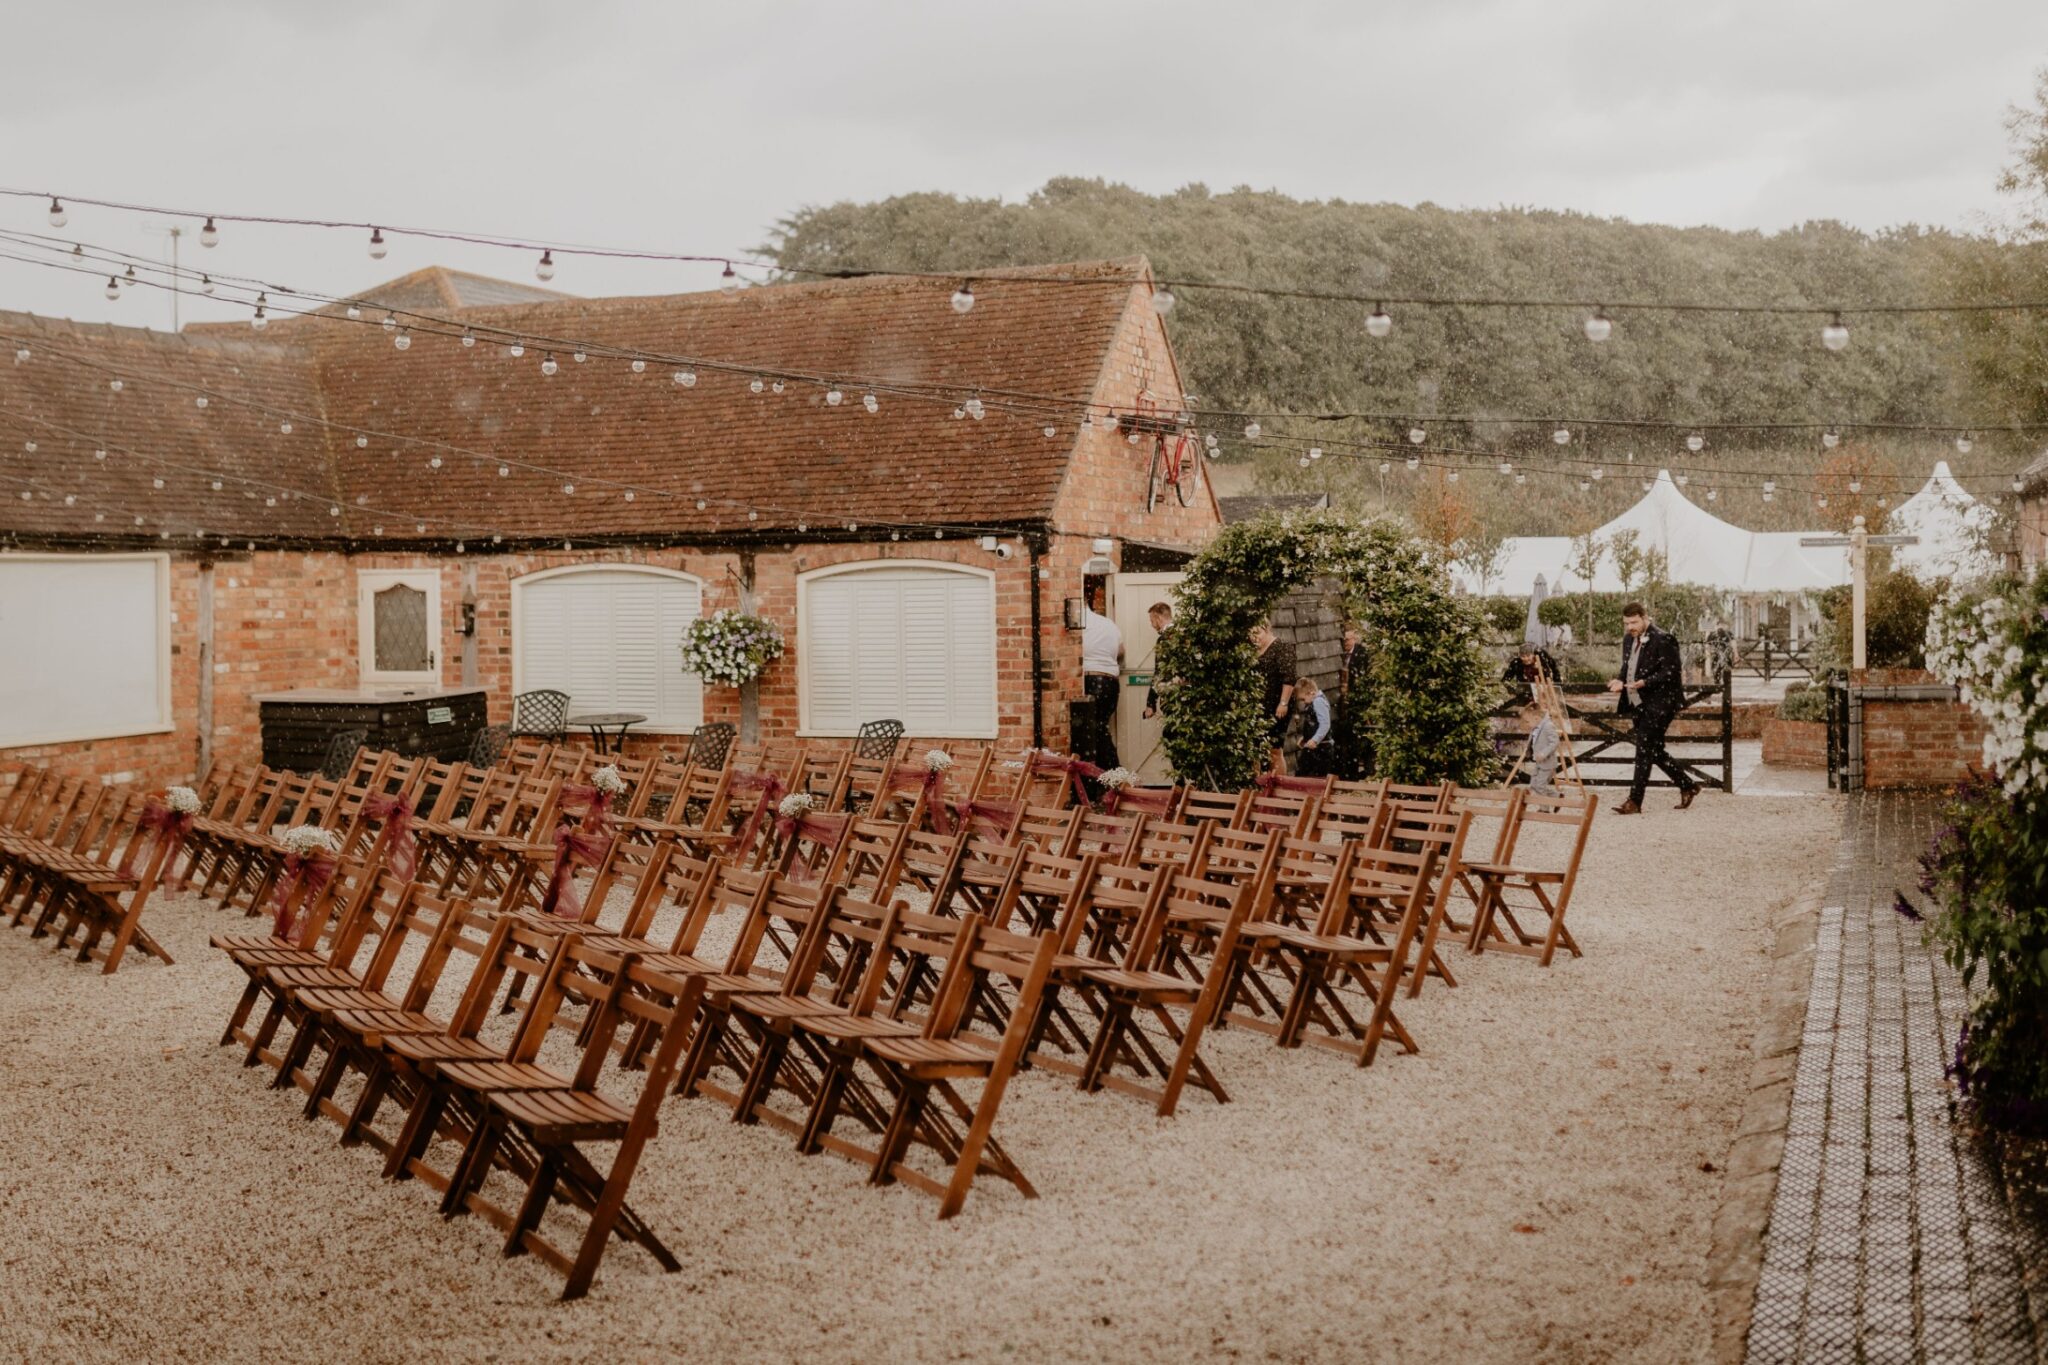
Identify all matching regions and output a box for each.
[1258,843,1438,1066]
[1466,789,1597,966]
[1178,787,1250,829]
[1378,805,1477,996]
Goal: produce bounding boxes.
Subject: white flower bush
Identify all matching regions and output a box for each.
[163,785,201,815]
[1098,766,1138,790]
[589,765,626,796]
[281,825,341,858]
[923,748,954,773]
[777,792,817,819]
[681,609,785,687]
[1925,580,2048,796]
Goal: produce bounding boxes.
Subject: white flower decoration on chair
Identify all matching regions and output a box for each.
[164,785,201,815]
[778,792,818,819]
[1098,767,1138,790]
[590,765,626,796]
[924,749,955,773]
[281,825,341,858]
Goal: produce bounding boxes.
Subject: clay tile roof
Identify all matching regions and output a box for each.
[2,259,1148,545]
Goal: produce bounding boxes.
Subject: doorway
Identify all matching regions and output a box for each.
[357,569,442,687]
[1111,572,1183,782]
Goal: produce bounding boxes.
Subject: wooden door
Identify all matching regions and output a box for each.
[357,569,441,687]
[1111,572,1183,782]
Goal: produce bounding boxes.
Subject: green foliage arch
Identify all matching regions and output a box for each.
[1156,510,1498,789]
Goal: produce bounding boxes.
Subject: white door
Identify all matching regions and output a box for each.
[1112,572,1183,782]
[357,569,441,687]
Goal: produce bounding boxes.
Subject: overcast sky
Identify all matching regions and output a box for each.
[2,0,2044,329]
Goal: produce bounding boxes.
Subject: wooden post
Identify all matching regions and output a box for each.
[196,560,215,782]
[734,553,760,744]
[1849,515,1869,671]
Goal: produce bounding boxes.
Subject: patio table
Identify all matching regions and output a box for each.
[567,711,647,755]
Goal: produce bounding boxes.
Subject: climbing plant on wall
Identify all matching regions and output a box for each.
[1155,510,1498,788]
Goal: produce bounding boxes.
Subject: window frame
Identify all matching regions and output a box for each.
[509,562,707,735]
[795,558,1000,740]
[0,551,173,749]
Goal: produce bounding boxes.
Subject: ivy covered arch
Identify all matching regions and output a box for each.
[1156,510,1498,789]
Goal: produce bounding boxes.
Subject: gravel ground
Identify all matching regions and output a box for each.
[0,789,1841,1364]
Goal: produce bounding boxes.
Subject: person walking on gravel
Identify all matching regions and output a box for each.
[1607,602,1698,814]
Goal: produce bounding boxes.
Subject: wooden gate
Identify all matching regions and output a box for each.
[1490,676,1733,792]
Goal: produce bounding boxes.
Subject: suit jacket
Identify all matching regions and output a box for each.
[1616,625,1683,724]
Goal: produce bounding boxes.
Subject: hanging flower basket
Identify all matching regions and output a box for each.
[681,609,785,688]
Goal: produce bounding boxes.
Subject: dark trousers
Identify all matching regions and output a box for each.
[1084,674,1122,770]
[1627,711,1694,803]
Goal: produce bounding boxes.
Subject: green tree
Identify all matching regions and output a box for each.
[1608,529,1644,595]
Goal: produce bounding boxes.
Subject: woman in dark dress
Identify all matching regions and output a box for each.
[1250,620,1296,775]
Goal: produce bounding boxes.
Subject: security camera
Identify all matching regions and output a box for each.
[994,543,1015,560]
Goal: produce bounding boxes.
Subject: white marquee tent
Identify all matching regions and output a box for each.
[1456,464,1993,600]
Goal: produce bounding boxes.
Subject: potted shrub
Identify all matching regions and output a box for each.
[680,608,784,741]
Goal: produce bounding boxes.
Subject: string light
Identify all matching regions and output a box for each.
[345,304,361,320]
[194,396,208,409]
[862,392,879,413]
[535,250,555,282]
[393,328,410,350]
[1956,433,1973,454]
[199,274,214,295]
[1552,427,1571,445]
[381,312,396,332]
[1686,432,1705,453]
[46,198,65,228]
[199,217,218,248]
[540,352,558,376]
[1404,455,1420,470]
[461,328,476,348]
[720,262,739,294]
[1849,478,1862,493]
[1308,447,1322,460]
[1244,421,1261,439]
[1821,313,1850,352]
[674,369,697,387]
[1823,428,1840,449]
[750,378,765,394]
[630,359,646,373]
[824,388,842,406]
[572,350,586,364]
[1408,427,1426,445]
[103,276,119,301]
[1366,305,1392,339]
[1707,488,1718,501]
[950,283,974,314]
[367,228,387,259]
[1584,308,1612,343]
[508,342,525,358]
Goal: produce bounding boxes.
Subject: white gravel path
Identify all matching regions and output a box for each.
[0,789,1841,1363]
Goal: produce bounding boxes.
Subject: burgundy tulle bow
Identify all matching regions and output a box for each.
[951,797,1019,834]
[775,811,849,882]
[119,797,195,879]
[1028,750,1103,808]
[364,792,417,880]
[271,850,338,940]
[728,770,788,859]
[1255,772,1328,798]
[1100,784,1175,816]
[886,763,953,833]
[539,821,613,920]
[560,784,615,839]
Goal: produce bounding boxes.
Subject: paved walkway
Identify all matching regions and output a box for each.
[1746,794,2045,1363]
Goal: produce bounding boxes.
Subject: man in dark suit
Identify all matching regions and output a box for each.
[1606,602,1699,814]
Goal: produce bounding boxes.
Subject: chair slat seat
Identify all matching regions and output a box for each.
[435,1058,576,1092]
[863,1036,996,1075]
[1463,862,1564,881]
[326,1007,445,1043]
[485,1086,632,1143]
[1076,966,1197,998]
[730,994,846,1022]
[793,1012,924,1042]
[210,932,293,954]
[294,986,404,1014]
[263,964,364,991]
[385,1033,505,1065]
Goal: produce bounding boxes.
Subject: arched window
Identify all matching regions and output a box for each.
[798,561,997,738]
[512,565,703,732]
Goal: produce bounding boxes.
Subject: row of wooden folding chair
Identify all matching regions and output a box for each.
[0,767,176,973]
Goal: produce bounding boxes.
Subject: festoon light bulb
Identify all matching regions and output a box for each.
[1553,427,1571,445]
[1686,433,1705,453]
[1365,304,1392,339]
[540,352,558,376]
[535,250,555,281]
[368,228,387,259]
[1584,308,1612,342]
[1821,313,1849,352]
[720,262,739,294]
[47,197,66,228]
[1955,434,1973,454]
[950,283,974,314]
[199,217,219,248]
[1822,429,1840,449]
[1408,427,1426,445]
[1151,288,1175,315]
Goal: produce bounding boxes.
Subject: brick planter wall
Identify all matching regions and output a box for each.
[1762,717,1827,768]
[1854,668,1990,791]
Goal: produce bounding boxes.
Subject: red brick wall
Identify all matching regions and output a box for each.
[1855,667,1991,791]
[1761,718,1826,768]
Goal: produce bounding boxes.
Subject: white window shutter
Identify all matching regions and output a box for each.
[801,566,995,737]
[517,569,703,731]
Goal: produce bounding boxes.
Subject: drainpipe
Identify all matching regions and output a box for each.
[459,561,478,687]
[196,560,215,781]
[1028,531,1047,751]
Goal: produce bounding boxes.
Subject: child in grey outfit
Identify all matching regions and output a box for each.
[1522,699,1560,796]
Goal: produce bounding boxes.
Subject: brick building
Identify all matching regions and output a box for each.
[0,260,1219,785]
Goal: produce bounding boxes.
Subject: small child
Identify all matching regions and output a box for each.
[1294,677,1334,777]
[1522,698,1560,795]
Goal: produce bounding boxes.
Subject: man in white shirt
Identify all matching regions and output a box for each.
[1081,587,1124,769]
